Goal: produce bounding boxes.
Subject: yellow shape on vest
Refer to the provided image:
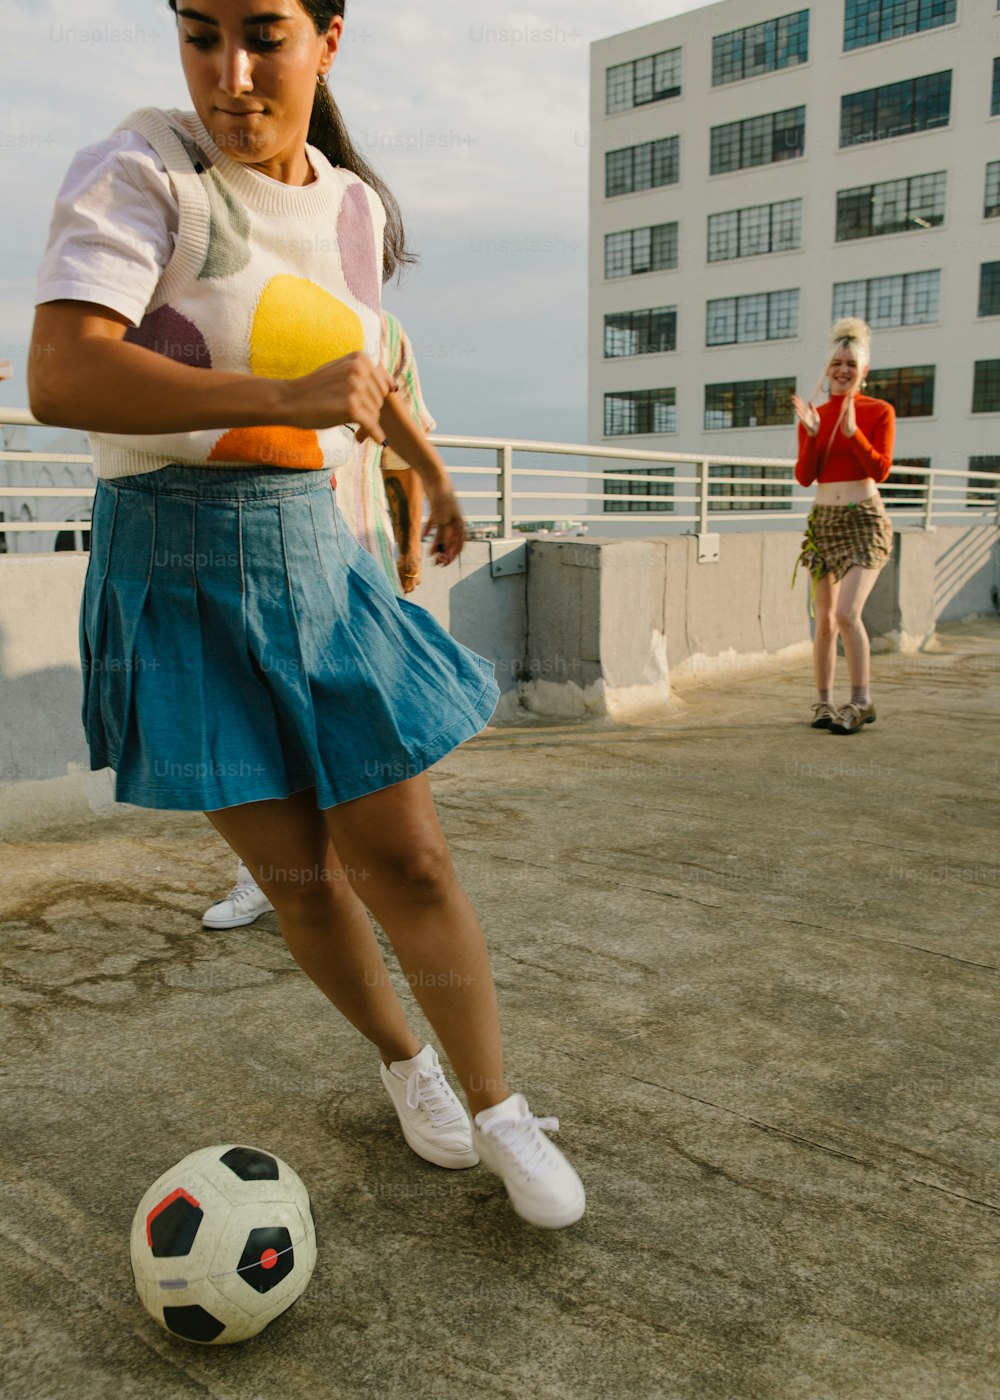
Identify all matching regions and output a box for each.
[250,274,365,380]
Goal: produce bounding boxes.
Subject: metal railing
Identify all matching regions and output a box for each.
[2,408,999,543]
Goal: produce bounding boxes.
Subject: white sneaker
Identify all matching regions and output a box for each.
[202,863,274,929]
[379,1045,479,1169]
[473,1093,585,1229]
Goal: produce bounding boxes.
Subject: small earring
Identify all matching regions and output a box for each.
[317,72,327,83]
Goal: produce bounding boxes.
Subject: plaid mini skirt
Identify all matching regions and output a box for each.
[80,465,499,812]
[796,498,893,584]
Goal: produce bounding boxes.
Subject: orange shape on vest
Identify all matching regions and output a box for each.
[208,426,324,470]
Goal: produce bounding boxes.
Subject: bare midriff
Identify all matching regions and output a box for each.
[814,478,881,506]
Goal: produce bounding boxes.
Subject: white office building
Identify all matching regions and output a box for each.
[588,0,1000,521]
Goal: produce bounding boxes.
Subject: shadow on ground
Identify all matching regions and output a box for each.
[2,621,999,1400]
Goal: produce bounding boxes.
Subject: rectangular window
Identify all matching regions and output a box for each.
[972,360,1000,412]
[844,0,956,51]
[840,71,951,147]
[865,365,935,416]
[708,200,802,261]
[712,11,808,85]
[606,48,682,115]
[993,57,1000,116]
[604,466,674,512]
[604,388,677,435]
[979,263,1000,316]
[986,161,1000,218]
[967,456,1000,508]
[605,137,679,197]
[605,223,678,278]
[710,106,805,174]
[837,172,946,240]
[709,464,792,511]
[703,378,795,429]
[832,270,940,327]
[705,289,799,345]
[604,307,677,357]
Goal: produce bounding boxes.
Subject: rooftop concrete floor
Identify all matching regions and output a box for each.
[2,619,999,1400]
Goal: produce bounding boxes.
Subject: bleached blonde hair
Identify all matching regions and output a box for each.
[805,319,873,440]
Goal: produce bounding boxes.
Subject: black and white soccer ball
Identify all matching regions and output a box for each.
[130,1144,317,1344]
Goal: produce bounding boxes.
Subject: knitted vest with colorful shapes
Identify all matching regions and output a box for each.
[88,107,384,481]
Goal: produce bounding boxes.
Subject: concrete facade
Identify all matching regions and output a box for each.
[588,1,1000,510]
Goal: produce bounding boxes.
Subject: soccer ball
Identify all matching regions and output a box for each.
[130,1144,317,1345]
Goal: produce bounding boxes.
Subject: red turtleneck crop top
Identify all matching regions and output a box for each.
[795,394,895,488]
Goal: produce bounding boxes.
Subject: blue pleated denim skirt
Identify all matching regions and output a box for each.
[80,466,499,811]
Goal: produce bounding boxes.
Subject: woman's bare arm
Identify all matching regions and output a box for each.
[28,300,392,441]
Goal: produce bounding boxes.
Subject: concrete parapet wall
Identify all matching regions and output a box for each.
[1,523,997,825]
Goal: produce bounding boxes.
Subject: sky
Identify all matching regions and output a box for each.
[0,0,718,449]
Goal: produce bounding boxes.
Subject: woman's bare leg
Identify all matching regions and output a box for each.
[321,775,508,1118]
[834,564,881,701]
[205,789,421,1067]
[812,572,839,701]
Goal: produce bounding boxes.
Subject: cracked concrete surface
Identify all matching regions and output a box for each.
[2,620,999,1400]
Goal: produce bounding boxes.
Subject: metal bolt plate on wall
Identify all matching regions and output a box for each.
[489,539,527,578]
[697,533,720,564]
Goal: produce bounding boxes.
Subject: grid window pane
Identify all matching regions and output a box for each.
[606,61,633,115]
[606,139,678,196]
[908,171,946,226]
[985,161,1000,217]
[772,199,803,250]
[704,378,795,428]
[869,274,905,327]
[902,269,939,322]
[888,458,930,510]
[866,365,935,416]
[876,80,914,140]
[844,0,955,49]
[712,11,808,85]
[739,205,771,255]
[604,307,677,357]
[872,178,909,233]
[737,294,769,342]
[743,114,772,167]
[711,122,743,174]
[979,262,1000,316]
[606,149,631,198]
[606,48,681,114]
[840,72,951,146]
[605,231,630,278]
[993,57,1000,116]
[768,289,799,338]
[650,224,678,270]
[604,388,676,435]
[837,187,873,241]
[972,361,1000,412]
[706,298,738,345]
[708,211,740,261]
[773,106,806,160]
[832,280,869,320]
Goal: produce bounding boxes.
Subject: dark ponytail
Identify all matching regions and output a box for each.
[166,0,415,281]
[308,75,415,283]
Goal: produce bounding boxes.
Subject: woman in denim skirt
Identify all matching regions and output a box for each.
[29,0,584,1230]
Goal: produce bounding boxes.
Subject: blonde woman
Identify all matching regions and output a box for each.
[792,319,895,734]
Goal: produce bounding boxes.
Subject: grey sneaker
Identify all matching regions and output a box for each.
[202,863,274,929]
[831,700,877,735]
[811,702,837,729]
[380,1045,479,1169]
[473,1093,585,1229]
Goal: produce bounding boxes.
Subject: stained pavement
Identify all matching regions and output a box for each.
[2,620,999,1400]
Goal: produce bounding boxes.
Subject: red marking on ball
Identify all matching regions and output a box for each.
[261,1248,279,1270]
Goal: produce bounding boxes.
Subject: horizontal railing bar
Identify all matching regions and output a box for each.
[0,486,96,497]
[1,521,93,532]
